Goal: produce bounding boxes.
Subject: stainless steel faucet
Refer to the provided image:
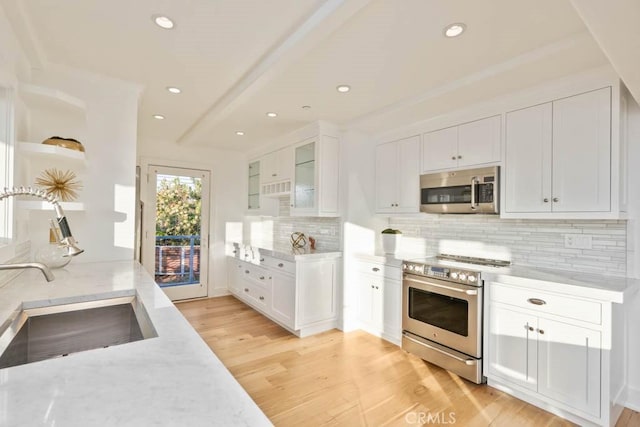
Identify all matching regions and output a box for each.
[0,186,84,281]
[0,262,55,281]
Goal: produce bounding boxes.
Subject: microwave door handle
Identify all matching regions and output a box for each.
[470,176,478,210]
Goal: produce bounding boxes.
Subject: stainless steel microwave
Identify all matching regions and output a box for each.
[420,166,499,214]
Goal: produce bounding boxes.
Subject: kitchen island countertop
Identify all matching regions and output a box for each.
[0,260,272,427]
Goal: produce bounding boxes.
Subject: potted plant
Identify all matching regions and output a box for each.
[381,228,402,255]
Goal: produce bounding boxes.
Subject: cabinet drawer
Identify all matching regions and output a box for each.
[489,282,601,325]
[356,261,401,280]
[261,255,296,275]
[239,262,271,285]
[240,280,270,311]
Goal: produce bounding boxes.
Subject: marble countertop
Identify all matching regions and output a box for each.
[353,252,638,303]
[483,266,639,303]
[0,261,272,427]
[230,242,342,262]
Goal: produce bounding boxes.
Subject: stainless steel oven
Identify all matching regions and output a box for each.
[401,259,485,384]
[420,166,499,214]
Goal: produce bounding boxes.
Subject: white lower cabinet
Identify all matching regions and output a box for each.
[270,271,295,329]
[486,280,622,426]
[227,253,340,337]
[355,259,402,344]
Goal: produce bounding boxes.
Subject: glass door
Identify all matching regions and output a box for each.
[143,165,210,301]
[293,141,315,210]
[248,160,260,210]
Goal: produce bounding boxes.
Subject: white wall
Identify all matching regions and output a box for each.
[339,129,387,331]
[137,137,245,297]
[17,66,141,263]
[624,95,640,410]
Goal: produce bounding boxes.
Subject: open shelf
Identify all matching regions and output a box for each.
[18,83,86,116]
[17,201,85,211]
[19,142,86,163]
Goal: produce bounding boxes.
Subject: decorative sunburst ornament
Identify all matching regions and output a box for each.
[35,168,82,202]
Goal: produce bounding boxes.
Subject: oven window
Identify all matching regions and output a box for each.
[408,287,468,336]
[421,185,471,204]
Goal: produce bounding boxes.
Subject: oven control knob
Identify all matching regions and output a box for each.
[450,272,458,279]
[458,273,467,281]
[468,275,477,283]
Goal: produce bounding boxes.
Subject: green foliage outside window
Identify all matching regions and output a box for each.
[156,177,201,245]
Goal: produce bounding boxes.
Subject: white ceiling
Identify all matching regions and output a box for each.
[1,0,614,152]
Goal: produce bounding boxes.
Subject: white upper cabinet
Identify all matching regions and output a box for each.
[552,88,611,212]
[375,135,420,214]
[422,115,501,172]
[290,135,339,217]
[262,146,293,185]
[504,87,612,216]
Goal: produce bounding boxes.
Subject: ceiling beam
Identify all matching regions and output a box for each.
[177,0,372,146]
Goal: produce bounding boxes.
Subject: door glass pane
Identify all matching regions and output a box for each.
[155,174,202,288]
[409,287,468,336]
[248,161,260,209]
[294,142,315,209]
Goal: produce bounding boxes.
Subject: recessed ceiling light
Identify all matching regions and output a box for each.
[166,86,181,94]
[444,23,466,38]
[236,131,245,136]
[266,112,278,118]
[153,15,175,30]
[153,114,165,120]
[336,85,351,93]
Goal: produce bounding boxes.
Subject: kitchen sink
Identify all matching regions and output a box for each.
[0,295,157,369]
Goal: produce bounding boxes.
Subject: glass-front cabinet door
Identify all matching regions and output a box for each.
[293,141,315,210]
[248,160,260,210]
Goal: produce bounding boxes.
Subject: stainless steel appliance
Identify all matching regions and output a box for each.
[401,254,509,384]
[420,166,499,214]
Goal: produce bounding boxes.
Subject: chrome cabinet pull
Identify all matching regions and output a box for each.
[543,198,549,203]
[457,155,462,159]
[259,296,265,301]
[527,298,546,306]
[232,250,237,254]
[553,197,559,202]
[260,258,265,262]
[244,288,249,292]
[244,270,250,274]
[372,267,380,272]
[451,156,456,160]
[538,329,545,334]
[259,276,265,280]
[278,263,284,267]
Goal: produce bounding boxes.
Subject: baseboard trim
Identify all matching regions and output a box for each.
[626,385,640,412]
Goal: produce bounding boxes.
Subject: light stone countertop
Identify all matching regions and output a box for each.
[230,242,342,262]
[0,260,272,427]
[353,252,638,303]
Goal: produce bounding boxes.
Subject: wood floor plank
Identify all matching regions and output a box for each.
[177,296,639,427]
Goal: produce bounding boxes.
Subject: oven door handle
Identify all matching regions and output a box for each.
[403,333,476,365]
[404,276,478,296]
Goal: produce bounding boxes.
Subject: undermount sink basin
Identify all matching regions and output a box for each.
[0,295,157,369]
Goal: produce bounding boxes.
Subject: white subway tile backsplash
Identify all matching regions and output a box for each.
[389,216,626,276]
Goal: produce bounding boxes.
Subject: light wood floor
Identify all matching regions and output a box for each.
[177,296,640,427]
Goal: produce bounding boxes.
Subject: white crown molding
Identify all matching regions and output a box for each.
[177,0,372,146]
[344,32,598,131]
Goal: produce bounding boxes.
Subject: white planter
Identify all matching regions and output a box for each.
[382,233,401,255]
